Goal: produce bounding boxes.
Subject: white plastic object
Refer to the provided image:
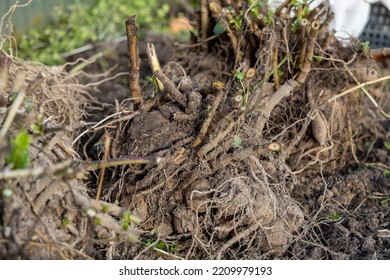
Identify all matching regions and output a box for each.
[268,0,390,39]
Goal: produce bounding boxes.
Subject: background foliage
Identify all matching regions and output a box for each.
[17,0,170,65]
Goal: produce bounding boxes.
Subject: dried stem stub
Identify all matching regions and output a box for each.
[125,16,142,105]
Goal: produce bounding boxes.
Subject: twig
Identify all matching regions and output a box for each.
[95,132,110,208]
[200,0,209,50]
[125,16,142,105]
[153,70,187,107]
[0,160,73,180]
[325,74,390,118]
[0,88,26,141]
[26,72,46,93]
[72,111,140,145]
[296,21,320,85]
[275,0,293,17]
[272,43,280,89]
[146,43,164,91]
[192,83,226,148]
[0,50,11,95]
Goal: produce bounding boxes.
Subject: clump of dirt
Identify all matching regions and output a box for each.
[75,1,388,259]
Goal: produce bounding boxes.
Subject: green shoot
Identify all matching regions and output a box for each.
[325,212,342,222]
[61,218,71,227]
[265,8,273,25]
[6,131,31,170]
[361,41,370,56]
[31,113,44,136]
[213,22,225,35]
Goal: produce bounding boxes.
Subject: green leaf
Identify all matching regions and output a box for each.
[6,131,31,169]
[213,22,225,35]
[384,141,390,150]
[384,170,390,176]
[233,135,242,147]
[232,70,245,81]
[325,212,342,222]
[62,218,71,227]
[380,198,389,208]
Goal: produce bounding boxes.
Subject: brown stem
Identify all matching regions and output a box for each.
[272,43,280,89]
[296,21,320,85]
[125,16,142,105]
[200,0,209,50]
[146,43,164,91]
[153,70,187,107]
[193,84,226,148]
[319,12,334,35]
[0,51,11,103]
[26,72,45,93]
[274,0,293,17]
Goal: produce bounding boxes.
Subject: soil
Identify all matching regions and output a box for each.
[1,1,389,260]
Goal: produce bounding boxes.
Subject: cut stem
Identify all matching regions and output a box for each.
[125,16,142,105]
[146,43,164,91]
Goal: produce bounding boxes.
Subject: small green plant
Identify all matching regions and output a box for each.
[230,11,244,31]
[61,218,71,227]
[232,69,249,108]
[291,19,301,32]
[232,69,246,81]
[145,239,178,253]
[361,41,370,56]
[31,113,44,136]
[384,170,390,176]
[325,212,342,222]
[101,204,109,213]
[5,131,30,169]
[213,22,225,35]
[384,141,390,150]
[248,0,265,19]
[120,210,131,230]
[95,217,102,226]
[233,135,243,148]
[265,8,273,25]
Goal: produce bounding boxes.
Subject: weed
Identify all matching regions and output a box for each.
[325,212,342,222]
[5,131,30,169]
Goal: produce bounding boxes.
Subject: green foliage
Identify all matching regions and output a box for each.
[145,239,178,253]
[18,0,170,65]
[325,212,342,222]
[265,8,273,25]
[380,198,389,208]
[232,69,245,81]
[384,170,390,176]
[62,218,71,227]
[5,131,30,170]
[233,135,243,148]
[361,41,370,56]
[120,210,132,230]
[213,22,225,35]
[248,0,265,18]
[101,204,109,213]
[291,19,301,32]
[384,141,390,150]
[31,113,44,136]
[230,11,244,31]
